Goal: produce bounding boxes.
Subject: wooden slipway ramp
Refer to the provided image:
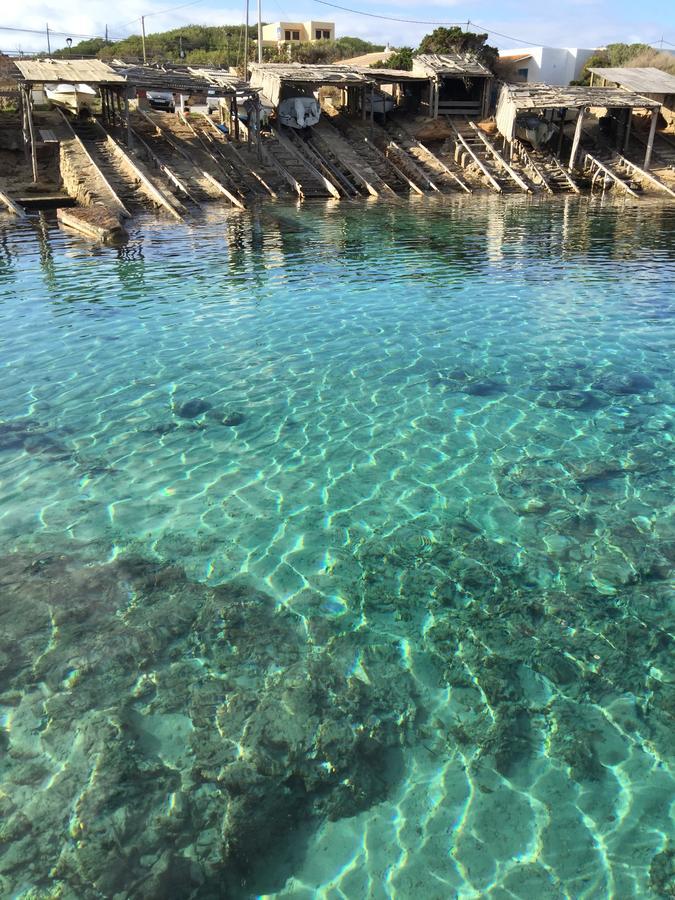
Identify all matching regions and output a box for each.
[380,119,471,194]
[444,121,533,193]
[68,117,182,218]
[322,114,413,195]
[187,114,284,200]
[129,110,241,209]
[510,139,580,195]
[259,127,337,199]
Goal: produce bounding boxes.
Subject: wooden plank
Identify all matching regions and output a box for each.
[56,109,130,218]
[100,130,183,220]
[511,139,553,193]
[0,189,27,217]
[57,207,126,242]
[568,108,585,172]
[259,141,304,198]
[201,114,278,197]
[179,112,249,202]
[386,139,439,192]
[273,128,341,199]
[550,154,581,193]
[201,170,246,209]
[129,126,201,206]
[583,151,640,198]
[412,136,471,193]
[614,153,675,198]
[468,122,531,192]
[359,133,424,195]
[450,121,501,193]
[313,120,387,198]
[644,108,659,170]
[24,88,39,183]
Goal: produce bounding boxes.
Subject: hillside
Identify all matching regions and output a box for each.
[54,27,385,67]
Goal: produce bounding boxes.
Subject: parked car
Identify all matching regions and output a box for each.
[147,91,175,112]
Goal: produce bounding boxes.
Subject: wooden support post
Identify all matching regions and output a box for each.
[644,107,659,170]
[255,101,261,161]
[623,109,632,153]
[557,108,567,156]
[362,86,367,121]
[21,88,30,161]
[125,92,131,146]
[428,80,433,117]
[568,107,585,172]
[370,84,374,135]
[25,88,39,183]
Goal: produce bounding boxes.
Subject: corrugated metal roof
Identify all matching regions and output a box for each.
[413,53,493,78]
[502,82,660,109]
[14,58,125,85]
[589,66,675,94]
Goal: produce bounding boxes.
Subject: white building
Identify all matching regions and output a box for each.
[498,47,597,85]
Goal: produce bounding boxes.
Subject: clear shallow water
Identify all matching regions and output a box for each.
[0,197,673,899]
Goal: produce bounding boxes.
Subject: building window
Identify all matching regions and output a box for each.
[292,30,300,40]
[284,30,291,40]
[517,67,529,78]
[316,29,330,39]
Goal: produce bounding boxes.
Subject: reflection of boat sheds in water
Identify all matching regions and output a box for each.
[44,82,98,113]
[277,97,320,129]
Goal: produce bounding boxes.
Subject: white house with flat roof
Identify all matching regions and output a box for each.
[497,47,597,85]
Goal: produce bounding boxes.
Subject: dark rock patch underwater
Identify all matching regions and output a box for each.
[0,551,417,898]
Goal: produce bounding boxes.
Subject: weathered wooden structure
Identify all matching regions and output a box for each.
[495,82,662,170]
[412,53,493,118]
[589,67,675,128]
[249,63,374,118]
[14,59,127,182]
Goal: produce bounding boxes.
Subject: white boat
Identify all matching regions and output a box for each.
[514,114,557,150]
[277,97,320,129]
[45,82,98,114]
[365,90,395,115]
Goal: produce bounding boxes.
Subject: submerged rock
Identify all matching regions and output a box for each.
[593,372,655,395]
[206,408,246,427]
[0,550,416,898]
[174,398,211,418]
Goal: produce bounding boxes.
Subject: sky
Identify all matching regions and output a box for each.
[2,0,674,55]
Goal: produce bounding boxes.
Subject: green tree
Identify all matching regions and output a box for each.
[375,47,414,71]
[575,42,654,84]
[417,26,498,69]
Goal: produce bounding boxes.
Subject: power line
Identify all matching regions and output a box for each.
[0,25,101,40]
[312,0,467,26]
[468,21,544,46]
[144,0,206,20]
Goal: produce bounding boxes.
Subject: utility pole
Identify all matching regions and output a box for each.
[257,0,262,63]
[244,1,249,75]
[141,15,147,64]
[105,24,109,45]
[46,23,51,56]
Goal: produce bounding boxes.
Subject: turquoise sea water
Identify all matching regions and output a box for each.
[0,197,673,899]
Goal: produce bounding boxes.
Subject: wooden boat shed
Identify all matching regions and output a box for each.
[588,66,675,127]
[412,53,493,118]
[14,59,128,181]
[249,63,378,119]
[495,82,662,169]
